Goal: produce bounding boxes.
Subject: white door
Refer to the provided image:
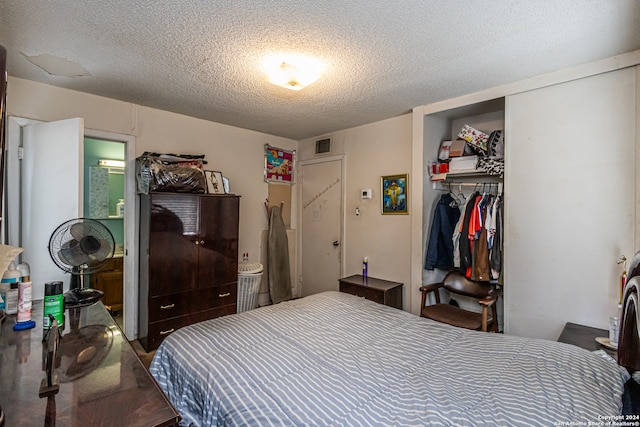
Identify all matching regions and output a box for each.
[21,118,84,300]
[300,158,343,296]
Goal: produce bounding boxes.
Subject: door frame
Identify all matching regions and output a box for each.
[84,128,137,340]
[5,117,138,340]
[297,155,346,296]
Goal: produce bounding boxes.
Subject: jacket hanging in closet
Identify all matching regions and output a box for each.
[424,193,461,270]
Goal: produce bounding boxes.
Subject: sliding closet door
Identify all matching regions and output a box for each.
[504,67,636,340]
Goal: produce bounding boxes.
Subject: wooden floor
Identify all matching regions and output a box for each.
[130,339,156,369]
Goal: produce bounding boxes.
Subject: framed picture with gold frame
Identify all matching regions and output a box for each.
[381,174,408,214]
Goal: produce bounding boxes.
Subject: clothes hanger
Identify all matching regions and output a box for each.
[448,183,467,207]
[264,199,285,219]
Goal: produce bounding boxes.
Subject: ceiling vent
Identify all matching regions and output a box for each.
[315,138,331,155]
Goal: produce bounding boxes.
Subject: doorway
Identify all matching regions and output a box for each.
[299,156,345,296]
[83,128,137,340]
[83,137,125,329]
[5,117,138,339]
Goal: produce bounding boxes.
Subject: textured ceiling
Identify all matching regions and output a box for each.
[1,1,639,140]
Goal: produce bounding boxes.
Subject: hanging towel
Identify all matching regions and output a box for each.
[268,205,292,304]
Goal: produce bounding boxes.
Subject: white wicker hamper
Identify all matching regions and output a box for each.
[237,261,263,312]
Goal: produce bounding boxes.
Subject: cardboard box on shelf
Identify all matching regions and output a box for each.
[458,125,488,153]
[449,155,478,173]
[449,139,467,157]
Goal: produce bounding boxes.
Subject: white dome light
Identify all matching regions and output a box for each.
[263,54,324,91]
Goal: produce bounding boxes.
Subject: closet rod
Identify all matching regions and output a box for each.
[434,181,503,193]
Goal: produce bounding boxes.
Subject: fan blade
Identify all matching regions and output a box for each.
[59,239,80,266]
[59,246,91,267]
[70,222,92,241]
[61,239,79,249]
[93,239,113,260]
[79,235,101,254]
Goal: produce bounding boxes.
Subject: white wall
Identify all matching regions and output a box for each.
[6,76,297,306]
[298,114,414,310]
[504,67,636,339]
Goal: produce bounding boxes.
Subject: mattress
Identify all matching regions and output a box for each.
[150,291,630,426]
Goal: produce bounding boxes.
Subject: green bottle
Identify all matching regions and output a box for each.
[43,281,64,328]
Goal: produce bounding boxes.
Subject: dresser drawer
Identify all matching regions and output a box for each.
[148,283,237,322]
[338,275,403,309]
[145,304,237,351]
[339,282,385,304]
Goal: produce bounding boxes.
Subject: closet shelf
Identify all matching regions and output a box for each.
[430,171,502,182]
[446,170,488,178]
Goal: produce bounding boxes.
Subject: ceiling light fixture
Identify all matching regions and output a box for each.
[98,159,125,168]
[263,55,324,91]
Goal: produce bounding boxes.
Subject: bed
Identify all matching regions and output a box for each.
[150,281,640,426]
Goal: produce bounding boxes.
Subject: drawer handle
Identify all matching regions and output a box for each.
[160,303,175,310]
[218,292,231,298]
[160,328,175,335]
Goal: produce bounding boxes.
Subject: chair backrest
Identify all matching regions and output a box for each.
[442,271,496,299]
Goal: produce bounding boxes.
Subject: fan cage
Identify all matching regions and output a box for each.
[48,218,116,274]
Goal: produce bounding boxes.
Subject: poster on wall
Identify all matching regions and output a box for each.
[381,173,408,214]
[265,145,295,184]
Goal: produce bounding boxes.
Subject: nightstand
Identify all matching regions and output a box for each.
[338,274,403,309]
[557,322,617,356]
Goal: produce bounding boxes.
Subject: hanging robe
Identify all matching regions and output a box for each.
[268,205,292,304]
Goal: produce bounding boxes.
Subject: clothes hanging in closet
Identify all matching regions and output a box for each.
[456,191,503,282]
[458,192,479,275]
[424,193,461,270]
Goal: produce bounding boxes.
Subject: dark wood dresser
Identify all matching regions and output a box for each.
[138,192,240,351]
[0,301,180,426]
[339,274,403,309]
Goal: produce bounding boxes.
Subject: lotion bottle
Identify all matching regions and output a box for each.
[17,262,30,282]
[17,281,32,323]
[1,262,22,311]
[5,283,18,315]
[116,199,125,217]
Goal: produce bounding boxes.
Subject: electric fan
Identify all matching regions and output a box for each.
[48,218,115,308]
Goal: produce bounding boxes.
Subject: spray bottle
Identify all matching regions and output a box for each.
[362,257,368,281]
[43,281,65,329]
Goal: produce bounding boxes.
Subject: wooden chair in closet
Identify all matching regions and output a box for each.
[419,271,499,332]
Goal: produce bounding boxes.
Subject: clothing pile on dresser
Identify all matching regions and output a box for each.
[425,191,503,283]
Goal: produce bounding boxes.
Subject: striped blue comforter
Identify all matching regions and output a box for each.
[150,291,629,426]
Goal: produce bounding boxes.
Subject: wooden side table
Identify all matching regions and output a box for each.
[338,274,403,309]
[557,322,617,357]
